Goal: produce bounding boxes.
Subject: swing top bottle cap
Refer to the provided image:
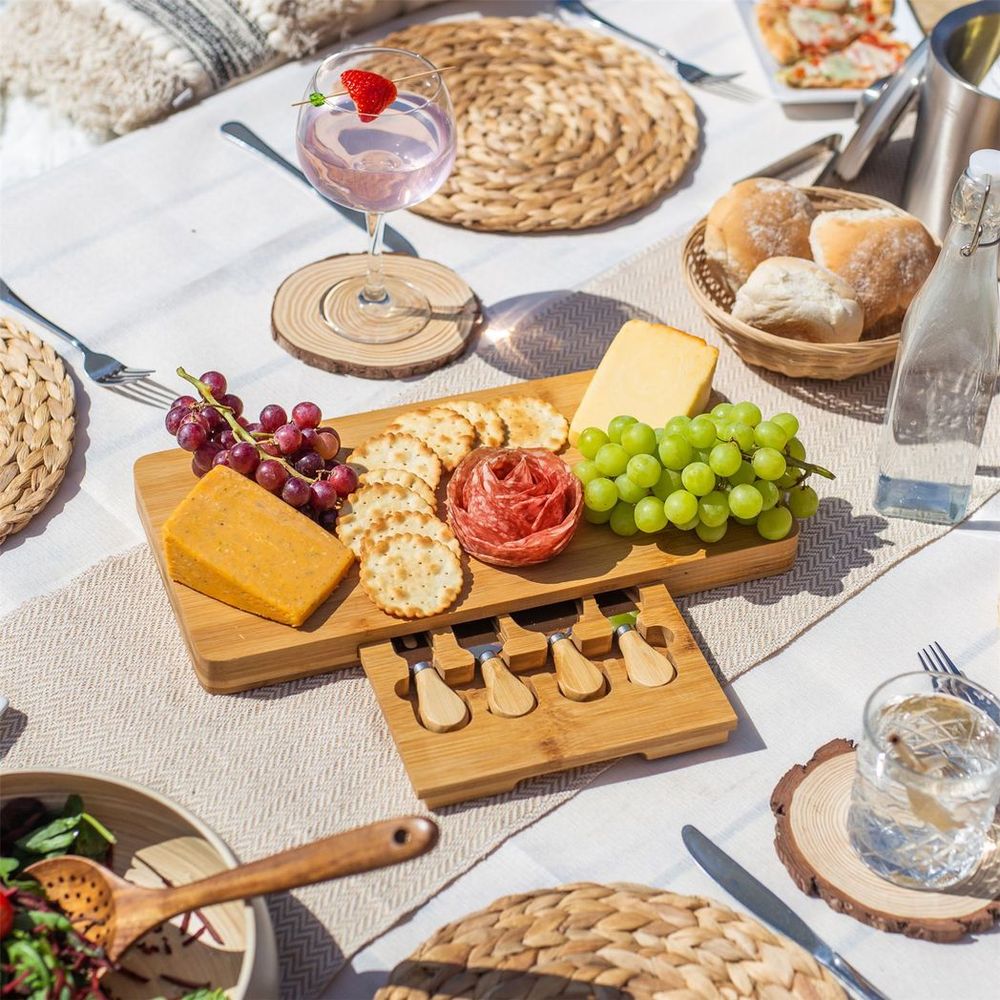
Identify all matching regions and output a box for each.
[968,149,1000,182]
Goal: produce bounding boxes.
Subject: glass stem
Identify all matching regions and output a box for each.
[362,212,388,304]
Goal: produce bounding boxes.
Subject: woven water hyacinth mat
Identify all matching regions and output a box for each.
[376,17,700,233]
[0,316,75,545]
[375,882,846,998]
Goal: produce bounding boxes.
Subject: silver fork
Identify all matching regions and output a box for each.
[558,0,761,103]
[0,279,178,408]
[918,642,1000,724]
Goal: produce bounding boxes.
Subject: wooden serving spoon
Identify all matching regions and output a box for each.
[26,815,437,962]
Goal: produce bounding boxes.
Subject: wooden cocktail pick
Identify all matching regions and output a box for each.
[26,816,437,963]
[548,631,606,701]
[411,660,469,733]
[291,66,454,107]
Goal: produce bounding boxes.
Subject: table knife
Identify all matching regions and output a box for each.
[682,825,891,1000]
[607,612,676,687]
[739,133,842,185]
[468,643,535,718]
[219,122,418,257]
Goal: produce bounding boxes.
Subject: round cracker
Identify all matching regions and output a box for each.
[439,399,506,448]
[364,508,460,558]
[359,467,437,510]
[494,395,568,451]
[347,431,442,490]
[387,407,476,471]
[336,483,434,559]
[360,533,464,619]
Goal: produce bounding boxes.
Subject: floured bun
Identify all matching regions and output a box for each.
[809,209,938,333]
[732,257,864,344]
[704,178,816,292]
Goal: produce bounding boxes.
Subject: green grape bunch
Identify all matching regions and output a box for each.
[572,402,833,544]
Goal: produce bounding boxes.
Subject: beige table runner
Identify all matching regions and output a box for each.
[4,137,998,996]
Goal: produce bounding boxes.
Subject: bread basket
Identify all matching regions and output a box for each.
[683,187,916,381]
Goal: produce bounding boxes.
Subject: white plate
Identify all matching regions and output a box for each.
[734,0,925,105]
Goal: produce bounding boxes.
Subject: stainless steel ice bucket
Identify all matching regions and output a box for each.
[902,1,1000,238]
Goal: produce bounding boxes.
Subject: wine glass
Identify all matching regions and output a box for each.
[296,47,456,344]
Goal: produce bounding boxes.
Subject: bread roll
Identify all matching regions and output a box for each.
[732,257,864,344]
[810,209,938,332]
[704,178,816,292]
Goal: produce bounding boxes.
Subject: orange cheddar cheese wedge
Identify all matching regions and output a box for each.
[163,465,353,626]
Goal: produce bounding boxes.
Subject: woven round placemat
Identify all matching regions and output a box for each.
[376,882,846,999]
[0,316,75,545]
[375,18,700,233]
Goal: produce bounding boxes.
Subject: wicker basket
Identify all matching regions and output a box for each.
[683,187,919,381]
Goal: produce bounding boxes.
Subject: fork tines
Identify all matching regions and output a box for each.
[918,642,1000,723]
[699,79,761,103]
[106,377,178,409]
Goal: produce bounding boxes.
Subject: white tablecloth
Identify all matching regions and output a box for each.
[2,2,997,998]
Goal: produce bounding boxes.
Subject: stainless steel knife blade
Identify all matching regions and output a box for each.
[682,825,891,1000]
[219,122,418,257]
[739,133,842,184]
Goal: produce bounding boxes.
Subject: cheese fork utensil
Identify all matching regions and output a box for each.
[411,660,469,733]
[607,612,676,687]
[27,816,438,964]
[547,630,606,701]
[469,643,536,718]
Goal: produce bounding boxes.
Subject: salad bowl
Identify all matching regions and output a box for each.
[2,769,279,999]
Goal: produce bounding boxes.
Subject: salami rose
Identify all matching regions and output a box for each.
[446,448,583,567]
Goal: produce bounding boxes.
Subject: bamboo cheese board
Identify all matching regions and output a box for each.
[134,370,798,695]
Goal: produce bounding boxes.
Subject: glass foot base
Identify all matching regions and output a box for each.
[320,275,430,344]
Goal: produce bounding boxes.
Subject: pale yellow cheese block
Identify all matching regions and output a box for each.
[163,466,353,627]
[569,320,719,443]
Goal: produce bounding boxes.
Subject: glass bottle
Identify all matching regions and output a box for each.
[875,150,1000,524]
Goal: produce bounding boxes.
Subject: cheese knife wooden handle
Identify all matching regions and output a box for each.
[412,662,469,733]
[548,633,606,701]
[615,625,676,687]
[479,651,535,718]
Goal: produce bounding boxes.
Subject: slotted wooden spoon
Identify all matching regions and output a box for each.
[26,815,437,962]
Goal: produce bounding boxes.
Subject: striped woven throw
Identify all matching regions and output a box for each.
[1,0,438,135]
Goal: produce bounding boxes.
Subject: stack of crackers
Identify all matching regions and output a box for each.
[339,395,568,619]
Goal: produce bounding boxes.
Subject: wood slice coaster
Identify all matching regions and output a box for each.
[0,316,75,546]
[772,739,1000,942]
[271,255,482,379]
[375,18,700,233]
[376,882,846,999]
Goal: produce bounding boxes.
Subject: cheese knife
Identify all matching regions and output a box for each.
[607,612,676,687]
[468,643,535,719]
[219,122,418,257]
[547,630,606,701]
[410,661,469,733]
[682,826,891,1000]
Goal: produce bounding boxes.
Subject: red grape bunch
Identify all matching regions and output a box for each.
[165,368,357,531]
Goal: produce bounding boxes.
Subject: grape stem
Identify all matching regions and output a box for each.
[784,456,835,480]
[176,367,320,484]
[738,449,835,481]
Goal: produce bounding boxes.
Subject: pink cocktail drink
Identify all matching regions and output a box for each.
[294,47,457,344]
[297,94,455,214]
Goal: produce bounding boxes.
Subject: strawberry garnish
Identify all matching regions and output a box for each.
[340,70,397,123]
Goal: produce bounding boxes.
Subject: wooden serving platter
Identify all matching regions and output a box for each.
[134,371,798,694]
[360,584,738,807]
